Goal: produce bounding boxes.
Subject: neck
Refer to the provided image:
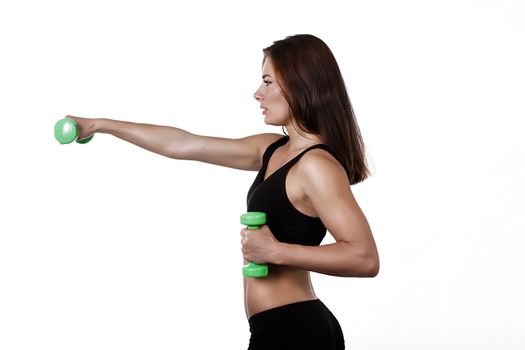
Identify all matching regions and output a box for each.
[283,120,323,151]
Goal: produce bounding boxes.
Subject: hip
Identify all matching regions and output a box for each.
[248,299,345,350]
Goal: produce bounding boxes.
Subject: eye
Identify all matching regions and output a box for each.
[263,80,272,86]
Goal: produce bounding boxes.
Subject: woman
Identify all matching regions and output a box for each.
[67,34,379,349]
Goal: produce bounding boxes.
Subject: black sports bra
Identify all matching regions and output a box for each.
[246,136,338,246]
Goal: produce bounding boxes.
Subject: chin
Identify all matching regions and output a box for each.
[264,115,287,127]
[263,116,275,126]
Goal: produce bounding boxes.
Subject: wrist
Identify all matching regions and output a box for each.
[271,241,288,265]
[92,118,108,134]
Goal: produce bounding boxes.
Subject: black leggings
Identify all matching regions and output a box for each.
[248,299,345,350]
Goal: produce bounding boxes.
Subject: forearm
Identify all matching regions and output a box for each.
[94,118,193,159]
[272,241,379,278]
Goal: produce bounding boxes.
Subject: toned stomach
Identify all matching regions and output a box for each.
[244,264,317,318]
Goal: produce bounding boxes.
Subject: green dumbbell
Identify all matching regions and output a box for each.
[241,211,268,278]
[54,118,94,144]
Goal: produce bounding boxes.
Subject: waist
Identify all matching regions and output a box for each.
[244,266,316,318]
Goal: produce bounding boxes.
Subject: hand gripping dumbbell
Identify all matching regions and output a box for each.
[54,118,94,144]
[241,212,268,278]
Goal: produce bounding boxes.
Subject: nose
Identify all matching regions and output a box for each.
[253,86,263,102]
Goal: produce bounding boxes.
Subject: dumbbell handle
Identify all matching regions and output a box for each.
[241,212,269,278]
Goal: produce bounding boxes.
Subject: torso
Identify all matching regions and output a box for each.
[244,139,328,318]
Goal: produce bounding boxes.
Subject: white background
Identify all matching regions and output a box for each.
[1,0,524,349]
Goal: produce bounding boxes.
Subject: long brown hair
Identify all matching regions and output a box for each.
[263,34,369,184]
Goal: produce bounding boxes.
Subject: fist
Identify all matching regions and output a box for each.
[240,225,280,264]
[65,115,96,140]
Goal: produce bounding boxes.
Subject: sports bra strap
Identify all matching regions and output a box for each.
[262,136,289,164]
[284,144,339,169]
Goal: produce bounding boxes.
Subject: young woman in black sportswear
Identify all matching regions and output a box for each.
[66,34,379,350]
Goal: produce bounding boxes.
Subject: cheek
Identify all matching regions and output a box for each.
[275,95,290,116]
[268,88,288,110]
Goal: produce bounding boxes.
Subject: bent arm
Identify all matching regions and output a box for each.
[67,116,282,171]
[272,151,379,277]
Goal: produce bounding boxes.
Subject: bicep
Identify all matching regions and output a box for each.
[172,133,282,171]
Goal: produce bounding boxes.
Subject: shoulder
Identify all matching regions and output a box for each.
[243,133,284,149]
[238,133,285,167]
[295,148,350,194]
[298,148,347,180]
[244,133,286,158]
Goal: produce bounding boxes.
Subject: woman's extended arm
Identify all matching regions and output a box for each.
[66,115,281,171]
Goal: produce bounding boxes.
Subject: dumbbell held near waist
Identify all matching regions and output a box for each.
[241,212,269,278]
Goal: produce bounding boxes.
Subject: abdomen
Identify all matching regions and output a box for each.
[244,266,317,318]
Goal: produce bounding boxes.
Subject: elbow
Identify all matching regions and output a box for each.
[346,257,378,278]
[360,244,380,277]
[365,257,380,277]
[362,247,380,277]
[345,249,380,278]
[336,242,380,277]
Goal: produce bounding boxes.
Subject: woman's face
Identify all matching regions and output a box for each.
[253,57,291,126]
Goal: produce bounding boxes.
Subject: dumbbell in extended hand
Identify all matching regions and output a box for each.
[54,118,94,144]
[241,212,269,278]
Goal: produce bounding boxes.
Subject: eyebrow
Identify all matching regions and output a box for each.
[262,74,272,79]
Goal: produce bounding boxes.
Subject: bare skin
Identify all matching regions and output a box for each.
[65,57,379,319]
